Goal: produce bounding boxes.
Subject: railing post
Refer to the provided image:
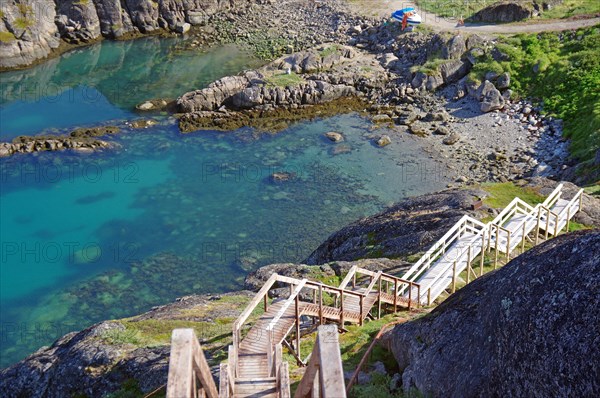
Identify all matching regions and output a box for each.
[359,295,364,326]
[377,276,382,319]
[340,290,345,326]
[408,282,412,311]
[427,288,431,306]
[393,279,398,313]
[494,225,499,269]
[318,284,323,325]
[545,210,550,240]
[295,294,301,365]
[521,222,526,253]
[264,294,268,312]
[352,272,356,288]
[535,208,541,245]
[480,233,485,277]
[452,261,457,293]
[467,245,472,282]
[267,329,273,377]
[566,207,571,232]
[506,231,511,261]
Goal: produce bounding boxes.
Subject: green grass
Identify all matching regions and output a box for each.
[584,184,600,196]
[14,17,33,30]
[0,31,15,43]
[319,44,340,58]
[410,57,446,75]
[416,0,599,19]
[542,0,600,19]
[481,182,545,208]
[264,72,304,87]
[416,0,498,19]
[471,27,600,170]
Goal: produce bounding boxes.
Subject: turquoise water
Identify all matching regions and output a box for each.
[0,38,447,367]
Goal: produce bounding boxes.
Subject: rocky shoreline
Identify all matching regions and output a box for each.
[2,0,588,186]
[0,0,365,71]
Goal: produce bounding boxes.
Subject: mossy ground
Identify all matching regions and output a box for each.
[263,72,305,87]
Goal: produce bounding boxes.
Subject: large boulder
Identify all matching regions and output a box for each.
[390,230,600,397]
[304,189,487,264]
[479,80,505,112]
[440,60,471,84]
[470,2,535,23]
[442,35,466,60]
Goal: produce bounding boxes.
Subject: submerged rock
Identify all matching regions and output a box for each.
[390,230,600,397]
[376,135,392,147]
[325,131,344,142]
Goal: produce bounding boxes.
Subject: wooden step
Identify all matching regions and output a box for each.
[234,377,278,398]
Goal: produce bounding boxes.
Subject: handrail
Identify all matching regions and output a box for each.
[295,325,346,398]
[166,329,219,398]
[234,273,279,330]
[267,279,307,331]
[399,215,487,296]
[338,265,358,290]
[542,183,564,208]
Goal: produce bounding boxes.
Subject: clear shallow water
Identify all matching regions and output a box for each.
[0,38,447,367]
[0,37,261,138]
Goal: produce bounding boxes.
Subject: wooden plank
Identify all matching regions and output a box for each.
[317,325,346,398]
[279,361,291,398]
[219,363,230,398]
[167,329,219,398]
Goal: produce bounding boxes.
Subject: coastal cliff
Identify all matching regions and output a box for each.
[0,0,247,69]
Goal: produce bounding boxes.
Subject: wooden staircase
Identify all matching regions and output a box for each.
[398,183,584,306]
[165,183,584,398]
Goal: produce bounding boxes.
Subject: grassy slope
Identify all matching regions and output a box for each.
[416,0,600,20]
[469,26,600,177]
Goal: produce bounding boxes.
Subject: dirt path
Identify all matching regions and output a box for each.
[347,0,600,34]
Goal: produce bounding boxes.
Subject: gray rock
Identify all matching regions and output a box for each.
[305,189,486,264]
[390,230,600,397]
[411,72,427,90]
[174,22,191,34]
[137,101,155,111]
[425,74,444,91]
[372,114,392,124]
[496,72,511,89]
[441,60,471,84]
[434,126,451,135]
[410,121,431,137]
[442,35,466,60]
[443,132,461,145]
[465,34,485,50]
[325,132,344,142]
[390,373,402,392]
[0,0,60,69]
[479,80,505,112]
[376,135,392,147]
[471,2,534,22]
